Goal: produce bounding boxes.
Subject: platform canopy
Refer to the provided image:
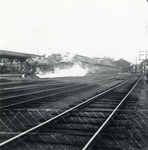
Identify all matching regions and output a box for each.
[0,50,33,62]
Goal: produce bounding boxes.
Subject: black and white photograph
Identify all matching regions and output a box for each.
[0,0,148,149]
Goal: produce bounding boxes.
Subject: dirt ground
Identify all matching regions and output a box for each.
[129,75,148,111]
[136,75,148,110]
[130,75,148,150]
[37,79,122,110]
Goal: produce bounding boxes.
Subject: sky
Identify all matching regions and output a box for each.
[0,0,148,64]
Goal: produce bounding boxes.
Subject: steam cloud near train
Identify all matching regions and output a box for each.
[31,52,118,78]
[37,63,89,78]
[36,53,90,78]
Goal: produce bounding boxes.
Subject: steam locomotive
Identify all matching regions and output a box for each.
[21,57,56,78]
[0,56,56,78]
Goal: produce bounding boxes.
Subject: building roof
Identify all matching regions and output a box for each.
[0,50,40,62]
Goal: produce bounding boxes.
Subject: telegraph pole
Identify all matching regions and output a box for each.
[135,57,137,73]
[146,50,148,59]
[146,50,148,74]
[139,50,148,73]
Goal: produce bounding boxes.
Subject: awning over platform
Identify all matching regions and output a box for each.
[0,50,33,62]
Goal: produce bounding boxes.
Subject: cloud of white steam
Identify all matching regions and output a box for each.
[37,63,88,78]
[60,52,76,62]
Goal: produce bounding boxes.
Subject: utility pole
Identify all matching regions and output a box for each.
[135,57,137,73]
[146,50,148,59]
[139,50,148,73]
[146,50,148,74]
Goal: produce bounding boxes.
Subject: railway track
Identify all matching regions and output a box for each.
[0,78,56,89]
[0,74,131,89]
[0,75,145,150]
[0,83,94,109]
[0,74,102,87]
[0,74,108,91]
[0,75,125,109]
[0,73,118,96]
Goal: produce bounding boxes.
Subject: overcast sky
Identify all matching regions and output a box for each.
[0,0,148,64]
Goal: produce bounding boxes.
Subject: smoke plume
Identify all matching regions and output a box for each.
[37,63,88,78]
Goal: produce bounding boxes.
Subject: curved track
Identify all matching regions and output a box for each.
[0,75,142,150]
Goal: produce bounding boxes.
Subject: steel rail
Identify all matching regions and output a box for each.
[0,75,117,103]
[0,81,73,94]
[0,74,116,92]
[82,75,142,150]
[0,83,83,101]
[0,74,112,95]
[0,73,120,89]
[0,84,93,109]
[54,74,116,82]
[0,79,43,86]
[0,74,96,86]
[0,75,90,87]
[0,75,137,147]
[0,76,116,109]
